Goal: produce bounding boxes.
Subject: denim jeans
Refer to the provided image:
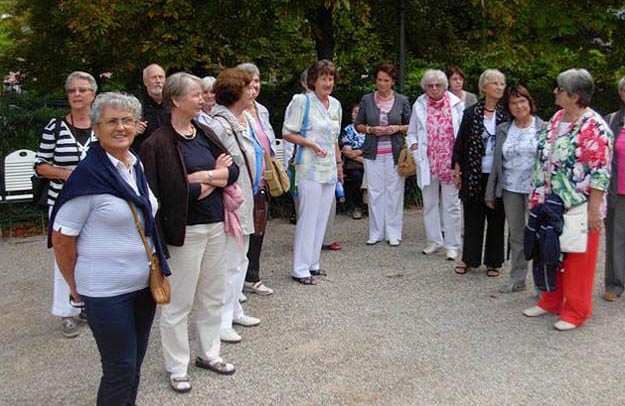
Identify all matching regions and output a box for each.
[83,287,155,406]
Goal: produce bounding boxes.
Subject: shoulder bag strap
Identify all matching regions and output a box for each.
[127,201,154,259]
[292,94,311,165]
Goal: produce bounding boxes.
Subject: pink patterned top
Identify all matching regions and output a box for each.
[375,92,394,155]
[426,94,455,183]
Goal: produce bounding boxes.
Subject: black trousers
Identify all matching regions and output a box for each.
[461,174,505,268]
[246,189,269,283]
[346,168,364,208]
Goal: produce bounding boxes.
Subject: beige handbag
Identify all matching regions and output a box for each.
[397,142,416,177]
[263,150,290,197]
[127,202,171,305]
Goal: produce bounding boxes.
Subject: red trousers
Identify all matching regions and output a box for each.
[537,230,600,327]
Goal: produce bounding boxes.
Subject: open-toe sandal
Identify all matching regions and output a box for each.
[454,265,468,275]
[486,268,500,277]
[310,269,327,276]
[169,375,192,393]
[291,276,318,285]
[195,357,236,375]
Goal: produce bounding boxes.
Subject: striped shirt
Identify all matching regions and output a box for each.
[34,118,96,206]
[53,153,158,298]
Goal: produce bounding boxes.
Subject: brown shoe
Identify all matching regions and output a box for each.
[603,291,619,302]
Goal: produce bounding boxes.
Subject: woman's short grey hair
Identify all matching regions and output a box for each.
[619,76,625,93]
[90,92,142,126]
[202,76,216,92]
[65,71,98,93]
[557,68,594,108]
[420,69,448,91]
[478,69,505,94]
[162,72,203,109]
[236,63,260,77]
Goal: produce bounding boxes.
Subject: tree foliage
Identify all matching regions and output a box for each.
[2,0,625,115]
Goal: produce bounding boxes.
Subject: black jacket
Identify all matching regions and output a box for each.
[132,88,169,153]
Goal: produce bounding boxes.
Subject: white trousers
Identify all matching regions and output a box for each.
[292,179,335,278]
[52,260,80,318]
[221,234,251,329]
[364,155,405,241]
[421,176,461,249]
[50,206,79,318]
[160,223,227,375]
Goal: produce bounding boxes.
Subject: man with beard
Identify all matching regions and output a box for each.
[132,63,169,152]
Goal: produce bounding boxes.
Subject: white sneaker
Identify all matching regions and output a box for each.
[388,239,400,246]
[523,305,548,318]
[554,320,577,331]
[239,293,248,303]
[445,249,458,261]
[220,328,242,343]
[243,281,274,296]
[366,238,380,245]
[233,315,260,327]
[422,243,442,255]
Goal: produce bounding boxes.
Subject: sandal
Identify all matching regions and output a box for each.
[169,375,192,393]
[454,265,468,275]
[310,269,327,276]
[195,357,236,375]
[486,268,500,277]
[292,276,318,285]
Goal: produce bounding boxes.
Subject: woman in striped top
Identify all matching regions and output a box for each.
[34,71,97,338]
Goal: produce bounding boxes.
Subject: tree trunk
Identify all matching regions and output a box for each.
[308,5,335,60]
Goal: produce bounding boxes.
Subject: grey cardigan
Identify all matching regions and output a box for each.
[355,92,411,164]
[604,109,624,209]
[485,116,546,201]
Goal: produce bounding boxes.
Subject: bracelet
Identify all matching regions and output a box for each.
[336,161,342,164]
[207,170,214,184]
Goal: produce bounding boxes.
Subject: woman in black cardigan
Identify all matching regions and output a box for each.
[451,69,508,276]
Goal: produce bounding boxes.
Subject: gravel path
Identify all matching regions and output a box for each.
[0,207,621,406]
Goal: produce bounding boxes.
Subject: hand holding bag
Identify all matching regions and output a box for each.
[127,202,171,304]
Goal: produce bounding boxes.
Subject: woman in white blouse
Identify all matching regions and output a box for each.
[283,60,343,285]
[486,85,544,292]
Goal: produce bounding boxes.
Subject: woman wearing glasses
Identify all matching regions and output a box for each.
[407,69,464,260]
[523,69,612,331]
[50,92,169,405]
[34,71,97,338]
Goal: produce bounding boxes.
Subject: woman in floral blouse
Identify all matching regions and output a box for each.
[407,69,464,260]
[342,104,366,219]
[523,69,612,331]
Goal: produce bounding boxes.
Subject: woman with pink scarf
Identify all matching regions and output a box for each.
[407,69,464,260]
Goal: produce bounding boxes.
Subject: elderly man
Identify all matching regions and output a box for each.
[132,63,169,152]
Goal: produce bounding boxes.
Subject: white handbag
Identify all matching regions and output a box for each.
[559,202,588,253]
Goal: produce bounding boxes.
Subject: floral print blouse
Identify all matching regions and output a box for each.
[530,109,613,209]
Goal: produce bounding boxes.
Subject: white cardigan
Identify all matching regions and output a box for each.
[407,91,464,189]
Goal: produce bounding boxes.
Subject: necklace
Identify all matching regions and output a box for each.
[176,125,197,140]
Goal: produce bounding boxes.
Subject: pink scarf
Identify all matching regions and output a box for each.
[426,93,455,183]
[223,183,244,244]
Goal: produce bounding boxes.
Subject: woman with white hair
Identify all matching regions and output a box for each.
[201,76,217,115]
[452,69,508,276]
[407,69,464,259]
[35,71,97,338]
[603,76,625,302]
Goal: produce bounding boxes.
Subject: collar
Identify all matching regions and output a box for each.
[105,151,137,170]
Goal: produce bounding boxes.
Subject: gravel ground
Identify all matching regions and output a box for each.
[0,207,622,406]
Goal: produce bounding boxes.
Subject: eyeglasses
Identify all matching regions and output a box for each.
[426,83,443,89]
[66,87,93,94]
[99,117,136,128]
